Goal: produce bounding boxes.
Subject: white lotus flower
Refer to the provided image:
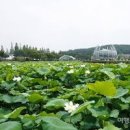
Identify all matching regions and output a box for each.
[64,101,79,113]
[85,70,90,74]
[67,69,74,74]
[81,64,85,68]
[13,77,21,82]
[7,63,12,66]
[44,76,47,80]
[69,66,74,69]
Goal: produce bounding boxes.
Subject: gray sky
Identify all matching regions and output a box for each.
[0,0,130,51]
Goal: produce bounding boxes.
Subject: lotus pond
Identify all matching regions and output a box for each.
[0,62,130,130]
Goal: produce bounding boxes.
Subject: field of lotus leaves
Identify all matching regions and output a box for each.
[0,61,130,130]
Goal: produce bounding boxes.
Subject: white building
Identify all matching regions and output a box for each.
[6,54,14,60]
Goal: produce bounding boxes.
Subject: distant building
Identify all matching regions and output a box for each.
[59,55,76,61]
[118,54,130,61]
[6,54,14,60]
[91,45,117,61]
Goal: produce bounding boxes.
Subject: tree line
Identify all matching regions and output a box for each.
[0,43,61,61]
[0,43,130,61]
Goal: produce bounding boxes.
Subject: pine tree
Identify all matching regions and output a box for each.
[0,45,4,57]
[14,43,19,51]
[10,42,14,54]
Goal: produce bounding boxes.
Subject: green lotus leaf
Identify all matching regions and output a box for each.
[0,121,22,130]
[44,99,66,110]
[88,81,116,96]
[41,116,77,130]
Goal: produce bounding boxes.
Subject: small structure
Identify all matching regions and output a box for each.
[6,54,14,60]
[59,55,76,61]
[91,45,117,61]
[118,54,130,61]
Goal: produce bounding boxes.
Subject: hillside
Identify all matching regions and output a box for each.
[60,44,130,60]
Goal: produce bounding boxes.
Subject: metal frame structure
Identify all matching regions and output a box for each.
[91,45,117,61]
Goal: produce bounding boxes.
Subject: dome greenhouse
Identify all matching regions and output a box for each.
[91,45,117,61]
[59,55,76,61]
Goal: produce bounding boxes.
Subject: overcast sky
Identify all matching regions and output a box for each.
[0,0,130,51]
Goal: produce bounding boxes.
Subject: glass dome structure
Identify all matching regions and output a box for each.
[59,55,76,61]
[91,45,117,61]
